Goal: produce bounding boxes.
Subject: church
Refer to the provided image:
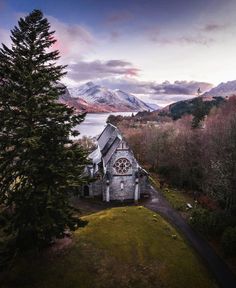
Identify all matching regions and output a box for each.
[82,123,149,202]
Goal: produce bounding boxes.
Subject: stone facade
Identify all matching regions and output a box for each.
[82,123,149,202]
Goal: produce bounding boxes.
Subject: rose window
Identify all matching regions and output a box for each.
[114,158,131,174]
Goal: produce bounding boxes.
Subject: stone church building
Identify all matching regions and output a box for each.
[82,123,149,202]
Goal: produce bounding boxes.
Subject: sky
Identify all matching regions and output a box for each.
[1,0,236,105]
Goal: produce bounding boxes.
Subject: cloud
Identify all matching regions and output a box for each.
[145,23,219,46]
[201,23,228,32]
[67,60,140,82]
[145,80,213,105]
[149,34,214,45]
[0,14,96,63]
[96,77,153,94]
[110,30,121,40]
[96,77,212,96]
[106,11,133,24]
[47,16,95,63]
[106,60,131,67]
[149,21,230,46]
[151,80,213,95]
[177,35,214,45]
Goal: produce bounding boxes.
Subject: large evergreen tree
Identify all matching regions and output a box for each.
[0,10,88,250]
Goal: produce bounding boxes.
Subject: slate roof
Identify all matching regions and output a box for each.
[97,123,118,150]
[89,123,122,168]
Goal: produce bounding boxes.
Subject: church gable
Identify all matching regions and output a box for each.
[107,142,137,177]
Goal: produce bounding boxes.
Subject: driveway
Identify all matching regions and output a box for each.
[144,185,236,288]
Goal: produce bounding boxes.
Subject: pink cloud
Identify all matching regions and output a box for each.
[67,59,140,82]
[47,16,95,63]
[125,68,140,77]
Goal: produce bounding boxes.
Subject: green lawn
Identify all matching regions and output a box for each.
[1,207,217,288]
[149,174,194,213]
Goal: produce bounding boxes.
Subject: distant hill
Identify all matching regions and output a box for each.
[203,80,236,98]
[134,96,225,121]
[61,82,157,112]
[162,96,225,120]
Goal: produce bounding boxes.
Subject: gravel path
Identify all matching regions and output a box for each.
[144,185,236,288]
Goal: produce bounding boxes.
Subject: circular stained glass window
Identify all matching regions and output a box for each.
[114,158,131,174]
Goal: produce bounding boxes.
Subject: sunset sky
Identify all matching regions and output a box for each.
[1,0,236,105]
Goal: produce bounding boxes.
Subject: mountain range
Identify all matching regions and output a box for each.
[59,80,236,113]
[59,82,158,112]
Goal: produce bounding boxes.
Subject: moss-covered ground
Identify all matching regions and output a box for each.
[1,207,217,288]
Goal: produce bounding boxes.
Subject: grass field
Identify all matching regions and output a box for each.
[1,207,217,288]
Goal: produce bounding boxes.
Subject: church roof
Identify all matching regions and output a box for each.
[97,123,118,150]
[97,123,122,165]
[89,146,101,165]
[89,123,122,168]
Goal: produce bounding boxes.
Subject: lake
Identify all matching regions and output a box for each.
[75,112,134,138]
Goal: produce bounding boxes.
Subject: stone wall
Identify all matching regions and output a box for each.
[107,148,138,200]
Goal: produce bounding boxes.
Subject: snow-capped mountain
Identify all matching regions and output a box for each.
[66,81,156,112]
[203,80,236,98]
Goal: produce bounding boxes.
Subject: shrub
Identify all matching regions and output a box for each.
[189,208,228,236]
[189,208,210,235]
[0,214,6,226]
[221,227,236,256]
[206,211,229,236]
[198,195,219,211]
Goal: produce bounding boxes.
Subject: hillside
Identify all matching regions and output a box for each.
[204,80,236,98]
[162,96,225,120]
[1,207,217,288]
[133,95,225,121]
[60,82,156,113]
